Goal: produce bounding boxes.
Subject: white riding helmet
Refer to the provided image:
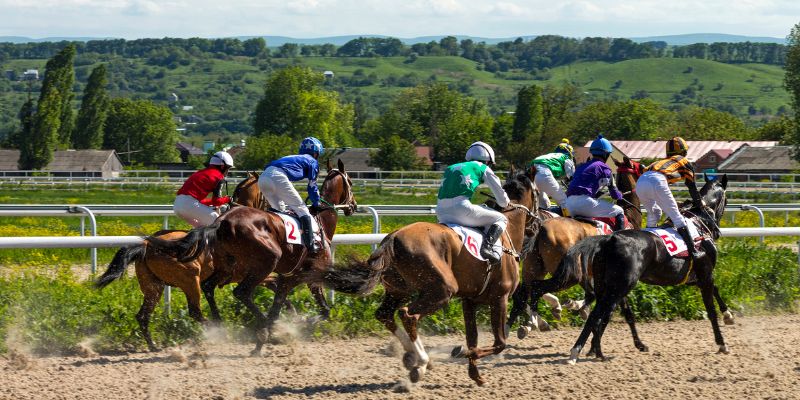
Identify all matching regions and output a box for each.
[209,151,234,168]
[465,141,495,164]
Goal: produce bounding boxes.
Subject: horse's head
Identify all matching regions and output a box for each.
[232,171,263,209]
[502,170,539,237]
[321,159,358,216]
[697,173,728,225]
[613,156,644,193]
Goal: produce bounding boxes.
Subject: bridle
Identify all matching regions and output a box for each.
[318,168,357,215]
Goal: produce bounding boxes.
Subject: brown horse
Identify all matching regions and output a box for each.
[307,171,537,385]
[144,159,357,356]
[95,161,353,351]
[509,156,644,335]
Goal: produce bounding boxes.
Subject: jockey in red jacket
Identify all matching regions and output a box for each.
[173,151,234,227]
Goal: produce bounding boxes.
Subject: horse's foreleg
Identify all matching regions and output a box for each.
[135,277,164,352]
[619,296,648,352]
[184,275,206,323]
[309,284,330,320]
[542,293,562,320]
[400,283,452,383]
[713,285,735,325]
[201,271,224,322]
[232,274,271,356]
[700,280,728,354]
[455,298,484,386]
[569,295,614,364]
[265,275,299,335]
[470,295,510,361]
[507,282,529,337]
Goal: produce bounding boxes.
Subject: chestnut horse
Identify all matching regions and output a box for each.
[508,157,644,336]
[96,161,354,351]
[144,159,357,355]
[308,171,538,385]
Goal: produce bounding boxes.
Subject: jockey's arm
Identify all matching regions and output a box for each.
[682,162,703,207]
[307,164,320,208]
[483,167,510,208]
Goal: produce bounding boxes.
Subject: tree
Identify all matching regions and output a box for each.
[236,134,295,170]
[756,116,795,142]
[73,64,109,149]
[507,85,544,166]
[243,37,267,57]
[786,22,800,159]
[253,66,355,147]
[103,98,180,164]
[368,135,424,170]
[572,99,671,144]
[669,106,751,140]
[42,44,76,147]
[3,99,33,149]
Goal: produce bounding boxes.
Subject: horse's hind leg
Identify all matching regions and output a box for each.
[201,270,224,322]
[263,275,301,342]
[135,264,164,352]
[542,293,562,320]
[506,282,529,337]
[568,294,615,364]
[232,268,275,356]
[700,280,729,354]
[619,296,648,352]
[713,285,735,325]
[183,275,206,323]
[399,281,453,383]
[309,284,330,321]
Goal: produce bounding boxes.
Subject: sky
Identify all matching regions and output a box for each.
[1,0,798,39]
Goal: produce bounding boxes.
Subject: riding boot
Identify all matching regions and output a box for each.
[480,224,503,263]
[677,226,705,259]
[613,214,626,231]
[299,215,320,254]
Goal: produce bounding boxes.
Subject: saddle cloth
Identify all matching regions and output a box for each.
[445,224,502,262]
[643,222,702,257]
[274,212,322,246]
[574,217,615,235]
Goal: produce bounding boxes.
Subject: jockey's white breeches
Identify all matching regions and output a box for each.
[637,171,688,228]
[173,194,219,228]
[436,196,508,232]
[534,166,567,209]
[565,195,624,219]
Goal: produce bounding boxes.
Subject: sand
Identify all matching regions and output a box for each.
[1,314,799,400]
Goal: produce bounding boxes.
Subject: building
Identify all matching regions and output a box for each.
[325,147,378,172]
[717,145,800,180]
[573,143,627,174]
[694,149,734,172]
[323,70,335,79]
[0,149,124,178]
[22,69,39,81]
[586,140,778,162]
[175,142,206,163]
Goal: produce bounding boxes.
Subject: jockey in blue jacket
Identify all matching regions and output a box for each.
[258,137,323,253]
[565,135,626,231]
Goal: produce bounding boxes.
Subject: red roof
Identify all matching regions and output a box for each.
[582,140,777,162]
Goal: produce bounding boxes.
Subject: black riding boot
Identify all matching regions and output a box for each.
[480,224,503,263]
[613,214,626,231]
[299,215,320,254]
[677,226,704,259]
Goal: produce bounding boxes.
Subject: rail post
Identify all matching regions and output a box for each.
[742,205,765,243]
[363,206,381,251]
[69,206,98,273]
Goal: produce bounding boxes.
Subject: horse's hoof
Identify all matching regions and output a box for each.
[249,349,261,357]
[552,309,562,320]
[256,329,269,344]
[567,348,580,364]
[403,351,418,369]
[537,319,552,332]
[718,344,730,354]
[517,325,531,340]
[563,299,578,311]
[637,344,649,352]
[473,377,486,386]
[579,308,591,320]
[722,310,735,325]
[409,367,422,383]
[147,346,161,353]
[451,345,467,358]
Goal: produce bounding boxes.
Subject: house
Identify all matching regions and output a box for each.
[175,142,206,162]
[588,140,779,162]
[0,149,124,178]
[22,69,39,81]
[573,143,626,174]
[717,145,800,180]
[325,147,378,172]
[694,149,734,172]
[323,70,334,79]
[414,146,434,167]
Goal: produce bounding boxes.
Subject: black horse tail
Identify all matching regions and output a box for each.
[144,222,219,262]
[95,245,146,288]
[552,235,608,289]
[306,233,395,295]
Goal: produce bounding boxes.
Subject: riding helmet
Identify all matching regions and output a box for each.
[466,141,496,164]
[299,137,324,157]
[666,136,689,157]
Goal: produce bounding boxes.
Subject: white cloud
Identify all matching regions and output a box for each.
[123,0,162,16]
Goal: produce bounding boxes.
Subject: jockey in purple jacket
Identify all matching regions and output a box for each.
[565,134,626,231]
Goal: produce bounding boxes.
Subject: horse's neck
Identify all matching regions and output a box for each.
[504,205,530,249]
[318,208,339,239]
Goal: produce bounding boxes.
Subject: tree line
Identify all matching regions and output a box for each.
[0,35,786,70]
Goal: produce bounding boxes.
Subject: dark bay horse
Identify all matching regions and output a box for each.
[99,160,355,352]
[566,176,729,364]
[509,157,643,335]
[307,172,538,386]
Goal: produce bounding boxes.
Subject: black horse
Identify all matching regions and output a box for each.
[566,175,730,364]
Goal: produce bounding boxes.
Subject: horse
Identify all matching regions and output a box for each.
[143,159,357,356]
[566,175,729,364]
[306,171,538,386]
[508,156,644,336]
[95,160,354,351]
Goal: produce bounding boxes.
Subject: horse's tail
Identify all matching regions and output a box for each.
[306,233,395,295]
[145,223,218,262]
[95,244,146,289]
[552,235,608,289]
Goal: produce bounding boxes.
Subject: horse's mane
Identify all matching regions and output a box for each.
[502,172,533,201]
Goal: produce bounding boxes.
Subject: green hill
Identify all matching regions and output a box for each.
[0,55,792,142]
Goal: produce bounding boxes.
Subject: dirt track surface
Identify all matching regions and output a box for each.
[2,314,800,400]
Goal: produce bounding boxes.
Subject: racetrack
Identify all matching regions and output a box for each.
[2,314,799,400]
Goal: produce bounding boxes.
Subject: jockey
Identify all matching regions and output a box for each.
[436,141,511,263]
[173,151,234,228]
[528,138,575,214]
[258,137,323,254]
[565,135,626,231]
[638,136,705,259]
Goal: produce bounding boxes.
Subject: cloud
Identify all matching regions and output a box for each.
[286,0,322,15]
[123,0,162,16]
[489,2,526,17]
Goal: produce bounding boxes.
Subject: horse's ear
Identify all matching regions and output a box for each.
[509,164,516,177]
[326,159,333,172]
[612,157,621,166]
[704,172,709,182]
[337,158,345,173]
[721,174,728,189]
[623,156,632,166]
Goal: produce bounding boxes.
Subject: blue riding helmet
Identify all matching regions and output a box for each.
[589,134,613,156]
[299,137,324,156]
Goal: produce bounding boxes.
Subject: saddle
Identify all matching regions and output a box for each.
[644,219,709,258]
[571,216,629,235]
[443,224,503,262]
